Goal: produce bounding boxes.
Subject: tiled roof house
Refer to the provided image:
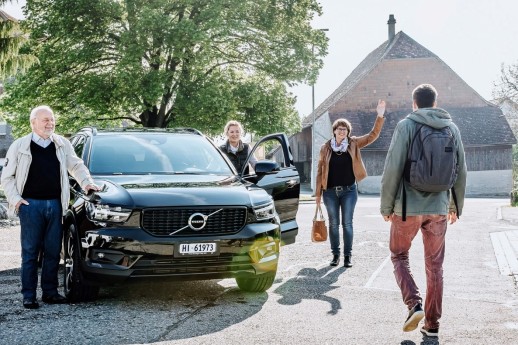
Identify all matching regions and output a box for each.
[0,9,17,22]
[293,15,516,196]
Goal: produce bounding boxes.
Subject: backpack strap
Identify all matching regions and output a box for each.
[402,121,423,222]
[408,123,424,159]
[451,186,459,219]
[402,181,407,221]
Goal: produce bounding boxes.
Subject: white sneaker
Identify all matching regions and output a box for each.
[420,326,439,337]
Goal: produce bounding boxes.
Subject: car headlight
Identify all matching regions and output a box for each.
[86,202,132,224]
[252,201,276,221]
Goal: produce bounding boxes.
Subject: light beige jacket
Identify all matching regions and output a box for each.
[1,132,94,217]
[315,116,385,197]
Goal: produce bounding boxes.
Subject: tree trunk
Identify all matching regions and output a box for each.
[139,108,165,128]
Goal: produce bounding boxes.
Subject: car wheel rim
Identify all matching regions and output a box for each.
[65,229,74,294]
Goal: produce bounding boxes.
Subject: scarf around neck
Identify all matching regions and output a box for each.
[331,137,348,153]
[226,139,244,153]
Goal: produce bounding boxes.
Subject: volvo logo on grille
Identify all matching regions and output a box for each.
[169,209,223,235]
[188,213,208,231]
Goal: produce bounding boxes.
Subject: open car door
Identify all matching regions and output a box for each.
[242,133,300,245]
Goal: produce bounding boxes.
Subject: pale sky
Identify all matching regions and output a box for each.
[294,0,518,117]
[2,0,517,118]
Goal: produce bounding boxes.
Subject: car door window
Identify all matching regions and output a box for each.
[244,134,300,242]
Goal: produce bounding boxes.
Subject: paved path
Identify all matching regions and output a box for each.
[1,196,517,344]
[302,183,518,282]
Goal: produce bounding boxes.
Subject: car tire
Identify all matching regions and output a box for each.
[63,222,99,302]
[235,271,276,292]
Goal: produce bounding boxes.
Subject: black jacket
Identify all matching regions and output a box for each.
[220,140,250,174]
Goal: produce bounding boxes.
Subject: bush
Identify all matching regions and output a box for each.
[512,189,518,207]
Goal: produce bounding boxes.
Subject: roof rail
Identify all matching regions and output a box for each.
[77,126,98,135]
[75,126,203,136]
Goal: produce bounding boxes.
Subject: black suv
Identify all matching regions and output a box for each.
[64,128,300,301]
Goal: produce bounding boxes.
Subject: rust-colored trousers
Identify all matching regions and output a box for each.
[389,214,447,329]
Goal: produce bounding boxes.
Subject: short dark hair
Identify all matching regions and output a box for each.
[412,84,438,108]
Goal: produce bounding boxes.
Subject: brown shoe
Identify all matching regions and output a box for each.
[42,294,68,304]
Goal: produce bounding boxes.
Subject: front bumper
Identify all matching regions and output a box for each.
[80,222,280,284]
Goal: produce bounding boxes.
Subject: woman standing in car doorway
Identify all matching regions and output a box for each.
[220,120,257,174]
[315,100,386,268]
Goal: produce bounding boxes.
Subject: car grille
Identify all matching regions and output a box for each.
[130,254,255,277]
[142,207,247,236]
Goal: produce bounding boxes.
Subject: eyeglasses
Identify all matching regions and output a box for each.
[335,127,348,132]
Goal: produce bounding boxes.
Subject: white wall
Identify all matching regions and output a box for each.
[358,170,513,196]
[310,111,332,193]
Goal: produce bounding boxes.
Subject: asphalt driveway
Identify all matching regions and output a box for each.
[0,197,517,345]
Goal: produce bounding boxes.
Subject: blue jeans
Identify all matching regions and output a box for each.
[323,184,358,257]
[18,198,63,300]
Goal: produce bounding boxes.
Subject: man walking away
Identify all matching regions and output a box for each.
[380,84,467,338]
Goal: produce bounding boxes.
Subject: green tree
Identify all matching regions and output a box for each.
[0,1,37,79]
[1,0,327,136]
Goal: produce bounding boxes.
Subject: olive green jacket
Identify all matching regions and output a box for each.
[380,108,467,217]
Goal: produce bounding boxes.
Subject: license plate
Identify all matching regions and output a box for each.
[176,242,218,256]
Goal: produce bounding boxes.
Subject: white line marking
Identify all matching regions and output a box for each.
[364,254,391,288]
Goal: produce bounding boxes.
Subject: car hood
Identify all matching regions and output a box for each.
[91,174,270,208]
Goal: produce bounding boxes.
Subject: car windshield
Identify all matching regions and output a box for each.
[88,133,233,175]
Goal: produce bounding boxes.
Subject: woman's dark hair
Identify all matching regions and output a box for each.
[412,84,438,108]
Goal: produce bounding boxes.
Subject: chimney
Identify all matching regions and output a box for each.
[387,14,396,42]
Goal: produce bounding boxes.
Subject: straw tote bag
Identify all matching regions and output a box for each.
[311,203,328,242]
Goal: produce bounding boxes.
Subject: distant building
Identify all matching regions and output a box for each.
[495,98,518,138]
[0,123,14,157]
[291,15,516,196]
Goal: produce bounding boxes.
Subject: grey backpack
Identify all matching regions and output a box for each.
[402,121,459,220]
[404,122,458,192]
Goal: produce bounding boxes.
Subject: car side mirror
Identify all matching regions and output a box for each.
[254,160,280,175]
